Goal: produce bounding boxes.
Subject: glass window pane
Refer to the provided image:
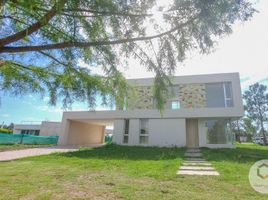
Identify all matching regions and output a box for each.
[172,101,180,109]
[140,119,149,134]
[206,83,225,107]
[124,119,129,135]
[35,130,40,136]
[224,83,232,99]
[123,136,128,144]
[226,99,233,107]
[140,119,149,144]
[206,119,233,144]
[140,136,148,144]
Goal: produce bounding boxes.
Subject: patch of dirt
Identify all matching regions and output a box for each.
[55,172,122,200]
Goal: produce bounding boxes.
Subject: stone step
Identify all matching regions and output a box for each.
[186,148,201,153]
[183,162,212,166]
[185,158,206,162]
[184,152,203,158]
[177,170,219,176]
[180,166,215,171]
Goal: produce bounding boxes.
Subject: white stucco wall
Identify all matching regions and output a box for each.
[198,119,207,147]
[40,121,61,136]
[113,120,124,145]
[128,119,140,145]
[148,119,186,147]
[113,118,186,147]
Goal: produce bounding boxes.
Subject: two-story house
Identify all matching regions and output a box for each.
[58,73,244,148]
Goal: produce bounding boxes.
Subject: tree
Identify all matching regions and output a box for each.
[243,83,268,145]
[7,122,14,130]
[242,117,258,137]
[0,0,255,110]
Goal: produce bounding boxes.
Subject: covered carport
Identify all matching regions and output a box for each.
[59,113,114,146]
[68,119,114,145]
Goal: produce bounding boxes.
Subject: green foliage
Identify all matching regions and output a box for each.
[0,128,12,134]
[0,0,256,110]
[243,83,268,144]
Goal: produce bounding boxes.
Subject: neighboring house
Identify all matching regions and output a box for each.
[58,73,244,148]
[14,121,61,136]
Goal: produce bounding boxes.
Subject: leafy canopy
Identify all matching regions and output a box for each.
[0,0,255,110]
[243,83,268,143]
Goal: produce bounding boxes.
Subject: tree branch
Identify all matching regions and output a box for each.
[0,0,65,47]
[62,8,152,17]
[38,51,69,67]
[0,16,198,53]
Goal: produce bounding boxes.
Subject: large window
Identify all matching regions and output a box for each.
[206,119,234,144]
[140,119,149,144]
[205,82,233,108]
[123,119,129,144]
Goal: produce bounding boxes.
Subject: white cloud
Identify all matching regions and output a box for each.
[35,105,63,113]
[1,114,10,118]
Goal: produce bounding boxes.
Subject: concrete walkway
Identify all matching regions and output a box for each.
[177,148,219,176]
[0,145,95,162]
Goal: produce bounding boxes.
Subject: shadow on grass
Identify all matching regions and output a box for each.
[59,144,185,161]
[202,145,268,163]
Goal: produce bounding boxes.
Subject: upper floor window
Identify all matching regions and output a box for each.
[205,82,233,108]
[171,100,180,109]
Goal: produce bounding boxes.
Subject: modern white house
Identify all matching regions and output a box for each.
[58,72,244,148]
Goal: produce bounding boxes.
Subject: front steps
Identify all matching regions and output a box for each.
[177,148,219,176]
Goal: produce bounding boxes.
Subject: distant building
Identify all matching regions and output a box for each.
[13,121,61,136]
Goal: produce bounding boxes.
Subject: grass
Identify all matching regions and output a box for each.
[0,144,53,152]
[0,143,267,200]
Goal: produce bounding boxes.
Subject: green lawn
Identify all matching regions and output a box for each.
[0,143,267,200]
[0,144,52,152]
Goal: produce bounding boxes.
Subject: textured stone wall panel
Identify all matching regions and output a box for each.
[178,84,206,108]
[127,86,154,110]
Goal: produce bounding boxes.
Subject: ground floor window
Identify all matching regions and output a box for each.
[21,130,40,136]
[140,119,149,144]
[205,119,233,144]
[123,119,129,144]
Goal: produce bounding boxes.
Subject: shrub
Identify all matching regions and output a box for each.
[0,128,13,134]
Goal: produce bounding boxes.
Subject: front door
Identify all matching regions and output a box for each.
[186,119,199,148]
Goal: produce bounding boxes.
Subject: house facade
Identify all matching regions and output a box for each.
[58,73,244,148]
[14,121,61,136]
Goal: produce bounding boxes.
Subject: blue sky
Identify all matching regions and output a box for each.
[1,0,268,125]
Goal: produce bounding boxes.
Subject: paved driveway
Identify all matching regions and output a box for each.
[0,146,81,161]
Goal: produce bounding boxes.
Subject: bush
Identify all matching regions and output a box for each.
[0,128,13,134]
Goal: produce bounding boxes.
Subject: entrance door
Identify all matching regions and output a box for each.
[186,119,199,148]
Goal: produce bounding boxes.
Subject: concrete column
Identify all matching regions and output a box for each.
[128,119,140,145]
[198,119,207,147]
[113,120,124,144]
[58,118,70,145]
